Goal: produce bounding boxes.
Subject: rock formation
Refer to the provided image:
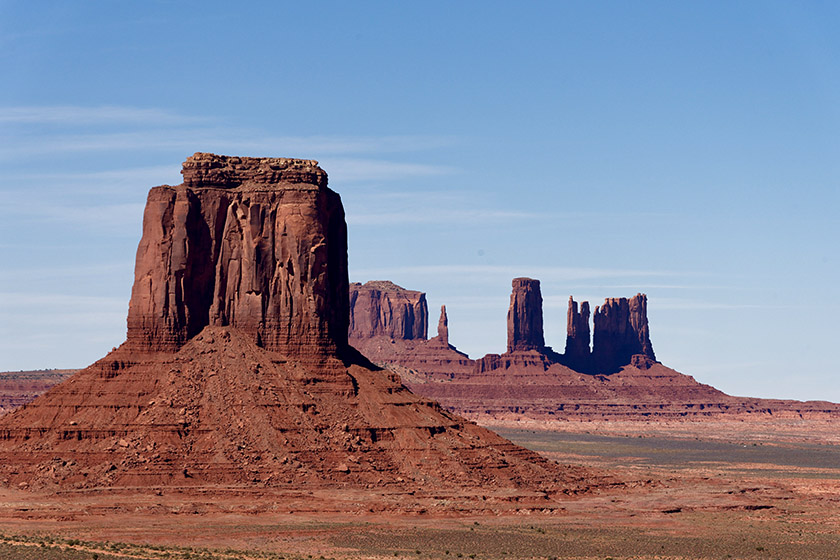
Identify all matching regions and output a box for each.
[127,153,348,359]
[506,278,545,353]
[592,294,656,372]
[436,305,449,346]
[348,281,427,341]
[564,297,591,372]
[347,283,474,382]
[0,154,581,496]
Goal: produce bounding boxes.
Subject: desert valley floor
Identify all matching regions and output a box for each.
[0,416,839,560]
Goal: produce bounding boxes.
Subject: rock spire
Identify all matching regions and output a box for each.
[506,278,545,353]
[437,305,449,346]
[564,296,591,371]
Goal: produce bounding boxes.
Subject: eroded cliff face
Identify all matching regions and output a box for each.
[348,281,428,341]
[126,153,348,358]
[506,278,545,352]
[592,294,656,372]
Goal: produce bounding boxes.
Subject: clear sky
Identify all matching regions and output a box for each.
[1,1,838,401]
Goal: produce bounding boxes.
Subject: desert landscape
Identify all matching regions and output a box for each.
[0,153,838,560]
[4,4,839,560]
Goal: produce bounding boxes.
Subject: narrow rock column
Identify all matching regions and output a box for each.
[564,296,591,370]
[506,278,545,352]
[437,305,449,346]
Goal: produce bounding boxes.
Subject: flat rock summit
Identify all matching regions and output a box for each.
[0,154,587,495]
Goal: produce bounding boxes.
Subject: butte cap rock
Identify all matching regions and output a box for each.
[0,154,583,498]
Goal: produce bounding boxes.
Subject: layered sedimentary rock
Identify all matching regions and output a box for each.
[0,154,583,496]
[592,294,656,372]
[507,278,545,352]
[127,153,348,359]
[348,281,427,341]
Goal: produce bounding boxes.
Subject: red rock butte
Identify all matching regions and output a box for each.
[127,153,348,358]
[0,153,587,496]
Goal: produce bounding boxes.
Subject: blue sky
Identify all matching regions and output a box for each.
[1,1,838,401]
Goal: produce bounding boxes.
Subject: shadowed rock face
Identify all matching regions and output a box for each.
[506,278,545,352]
[348,281,428,341]
[564,297,591,371]
[126,153,348,358]
[592,294,656,372]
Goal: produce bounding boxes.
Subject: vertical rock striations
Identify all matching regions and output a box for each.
[592,293,656,372]
[564,296,591,372]
[506,278,545,352]
[348,281,428,341]
[126,153,348,358]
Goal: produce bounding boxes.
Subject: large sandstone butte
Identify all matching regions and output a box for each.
[0,154,584,495]
[127,154,348,358]
[348,279,840,424]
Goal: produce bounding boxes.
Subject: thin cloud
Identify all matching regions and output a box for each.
[351,265,682,282]
[0,106,207,125]
[322,158,456,183]
[348,208,538,226]
[0,292,126,308]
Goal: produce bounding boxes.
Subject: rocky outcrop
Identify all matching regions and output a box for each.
[564,297,591,371]
[592,294,656,372]
[506,278,545,353]
[348,281,427,341]
[126,153,348,359]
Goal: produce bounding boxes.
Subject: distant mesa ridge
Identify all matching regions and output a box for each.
[348,280,427,341]
[349,277,657,376]
[348,279,840,423]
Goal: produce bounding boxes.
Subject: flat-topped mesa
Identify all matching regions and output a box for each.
[348,281,428,341]
[564,296,591,371]
[126,152,349,357]
[592,293,656,372]
[506,277,545,353]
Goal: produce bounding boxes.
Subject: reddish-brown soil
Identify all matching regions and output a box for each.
[0,418,839,559]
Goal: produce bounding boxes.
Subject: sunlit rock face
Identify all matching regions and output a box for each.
[126,152,349,358]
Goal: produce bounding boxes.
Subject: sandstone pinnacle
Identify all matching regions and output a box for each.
[506,278,545,353]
